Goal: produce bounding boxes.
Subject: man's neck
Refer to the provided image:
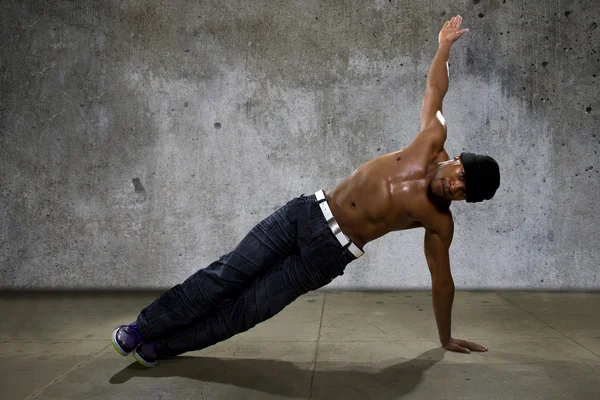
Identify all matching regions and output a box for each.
[427,163,442,184]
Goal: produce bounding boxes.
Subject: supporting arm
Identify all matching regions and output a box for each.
[432,282,455,345]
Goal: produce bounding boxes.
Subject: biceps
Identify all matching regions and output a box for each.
[424,231,453,285]
[420,85,445,130]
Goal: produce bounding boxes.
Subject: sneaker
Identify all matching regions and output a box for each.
[133,341,159,367]
[111,323,143,356]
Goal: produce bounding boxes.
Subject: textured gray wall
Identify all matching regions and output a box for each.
[1,0,599,290]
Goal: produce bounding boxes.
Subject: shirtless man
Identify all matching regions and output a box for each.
[112,15,500,367]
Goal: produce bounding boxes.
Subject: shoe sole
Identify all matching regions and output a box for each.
[111,327,132,356]
[133,348,157,367]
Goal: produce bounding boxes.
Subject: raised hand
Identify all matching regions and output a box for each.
[438,15,469,47]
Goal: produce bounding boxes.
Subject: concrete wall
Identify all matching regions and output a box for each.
[1,0,599,290]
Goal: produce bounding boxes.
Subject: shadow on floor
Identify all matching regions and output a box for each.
[109,348,446,398]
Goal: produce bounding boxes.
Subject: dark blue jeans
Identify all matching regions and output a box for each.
[135,192,359,357]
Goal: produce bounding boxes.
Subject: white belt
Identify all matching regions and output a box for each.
[315,189,364,259]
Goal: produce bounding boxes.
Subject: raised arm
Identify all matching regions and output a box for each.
[418,16,469,140]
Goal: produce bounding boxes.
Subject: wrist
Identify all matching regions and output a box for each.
[437,42,452,52]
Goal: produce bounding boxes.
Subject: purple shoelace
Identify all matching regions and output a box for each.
[119,323,142,343]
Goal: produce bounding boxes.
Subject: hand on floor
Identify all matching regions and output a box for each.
[442,337,488,354]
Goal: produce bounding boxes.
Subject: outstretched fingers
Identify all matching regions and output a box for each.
[454,15,463,28]
[447,15,461,27]
[440,15,469,44]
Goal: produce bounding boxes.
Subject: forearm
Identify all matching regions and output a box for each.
[426,44,451,92]
[432,283,455,345]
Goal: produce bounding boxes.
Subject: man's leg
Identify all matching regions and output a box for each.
[134,200,300,342]
[144,252,336,359]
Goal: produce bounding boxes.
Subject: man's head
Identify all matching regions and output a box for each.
[431,153,500,203]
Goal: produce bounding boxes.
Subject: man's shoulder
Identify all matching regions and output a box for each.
[419,206,454,234]
[411,122,447,153]
[403,136,449,167]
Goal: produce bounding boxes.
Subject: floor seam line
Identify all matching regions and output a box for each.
[494,291,600,356]
[23,343,110,400]
[308,292,326,399]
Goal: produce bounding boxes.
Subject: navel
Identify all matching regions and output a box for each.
[396,156,402,161]
[407,211,412,217]
[351,201,356,208]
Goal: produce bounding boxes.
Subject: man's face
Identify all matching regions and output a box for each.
[432,156,468,201]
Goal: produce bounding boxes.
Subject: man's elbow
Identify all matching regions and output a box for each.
[428,262,454,288]
[427,82,448,95]
[432,277,455,290]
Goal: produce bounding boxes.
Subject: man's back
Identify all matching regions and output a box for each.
[326,127,452,250]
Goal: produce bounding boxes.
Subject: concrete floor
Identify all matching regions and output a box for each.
[1,291,599,400]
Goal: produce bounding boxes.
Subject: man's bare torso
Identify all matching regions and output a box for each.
[326,138,451,250]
